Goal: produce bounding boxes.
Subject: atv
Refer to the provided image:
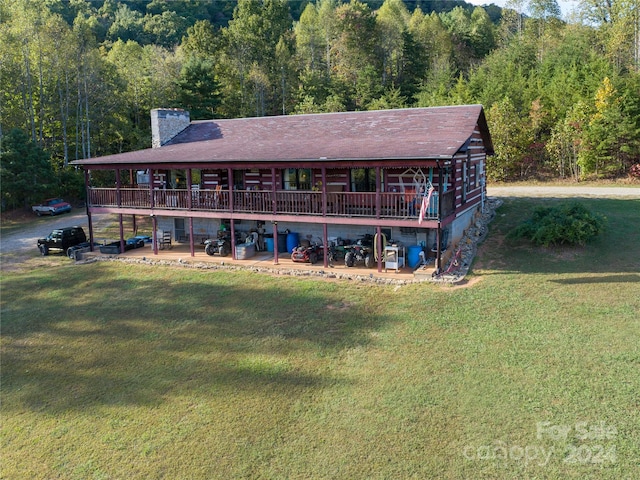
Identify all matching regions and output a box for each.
[204,230,241,257]
[291,241,323,264]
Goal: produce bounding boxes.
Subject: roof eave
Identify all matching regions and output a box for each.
[71,155,455,170]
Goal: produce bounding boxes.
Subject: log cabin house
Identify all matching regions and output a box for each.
[70,105,493,273]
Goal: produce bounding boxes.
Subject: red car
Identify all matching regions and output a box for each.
[32,198,72,216]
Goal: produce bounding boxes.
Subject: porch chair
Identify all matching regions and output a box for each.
[159,230,172,250]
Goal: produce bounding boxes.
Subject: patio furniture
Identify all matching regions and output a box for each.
[158,230,172,250]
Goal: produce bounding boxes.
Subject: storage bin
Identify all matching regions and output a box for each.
[286,232,299,253]
[235,243,256,260]
[277,233,287,253]
[407,245,423,268]
[264,237,274,252]
[99,242,120,254]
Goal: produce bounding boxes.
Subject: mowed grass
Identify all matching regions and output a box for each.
[1,198,639,479]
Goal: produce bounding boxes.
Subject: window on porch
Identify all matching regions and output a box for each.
[191,169,202,188]
[233,170,244,190]
[350,168,380,192]
[282,168,311,190]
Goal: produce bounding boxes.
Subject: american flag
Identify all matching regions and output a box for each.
[418,186,435,224]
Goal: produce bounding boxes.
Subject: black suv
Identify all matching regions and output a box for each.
[37,226,87,256]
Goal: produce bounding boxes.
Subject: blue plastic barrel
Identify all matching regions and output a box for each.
[407,245,423,268]
[286,232,299,253]
[264,237,274,252]
[277,233,287,253]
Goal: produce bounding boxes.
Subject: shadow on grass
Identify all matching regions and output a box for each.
[550,273,640,284]
[474,198,640,276]
[2,266,379,413]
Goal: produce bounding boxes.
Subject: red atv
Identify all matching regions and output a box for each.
[291,241,323,264]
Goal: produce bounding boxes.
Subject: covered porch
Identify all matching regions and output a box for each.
[87,186,455,220]
[82,238,440,283]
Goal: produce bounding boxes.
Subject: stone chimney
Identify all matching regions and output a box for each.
[151,108,190,148]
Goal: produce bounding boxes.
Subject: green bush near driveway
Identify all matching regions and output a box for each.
[507,201,606,247]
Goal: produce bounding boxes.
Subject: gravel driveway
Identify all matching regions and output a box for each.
[487,185,640,198]
[1,211,90,256]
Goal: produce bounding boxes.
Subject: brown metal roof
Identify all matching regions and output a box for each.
[71,105,493,167]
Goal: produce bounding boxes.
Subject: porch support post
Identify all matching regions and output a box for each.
[152,215,158,255]
[230,219,237,260]
[271,168,277,215]
[87,212,94,251]
[189,218,195,257]
[149,169,157,254]
[130,169,137,234]
[272,168,279,265]
[376,225,383,272]
[321,167,327,216]
[187,169,195,257]
[119,214,125,254]
[149,168,155,209]
[323,223,328,268]
[227,168,235,259]
[436,224,442,274]
[435,162,443,273]
[186,169,193,210]
[273,222,279,265]
[116,169,125,254]
[84,169,95,251]
[228,168,234,212]
[375,167,381,219]
[115,169,122,207]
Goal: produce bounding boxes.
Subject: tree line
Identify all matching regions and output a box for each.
[1,0,639,210]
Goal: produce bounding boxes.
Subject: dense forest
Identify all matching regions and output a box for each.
[1,0,639,210]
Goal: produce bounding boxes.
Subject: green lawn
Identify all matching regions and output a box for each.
[2,198,639,479]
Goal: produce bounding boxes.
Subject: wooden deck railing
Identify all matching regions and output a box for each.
[88,188,453,220]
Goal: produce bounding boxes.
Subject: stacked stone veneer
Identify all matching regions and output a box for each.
[151,108,190,148]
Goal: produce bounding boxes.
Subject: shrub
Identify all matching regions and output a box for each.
[507,202,605,247]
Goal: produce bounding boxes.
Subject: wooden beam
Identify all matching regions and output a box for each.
[85,206,440,229]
